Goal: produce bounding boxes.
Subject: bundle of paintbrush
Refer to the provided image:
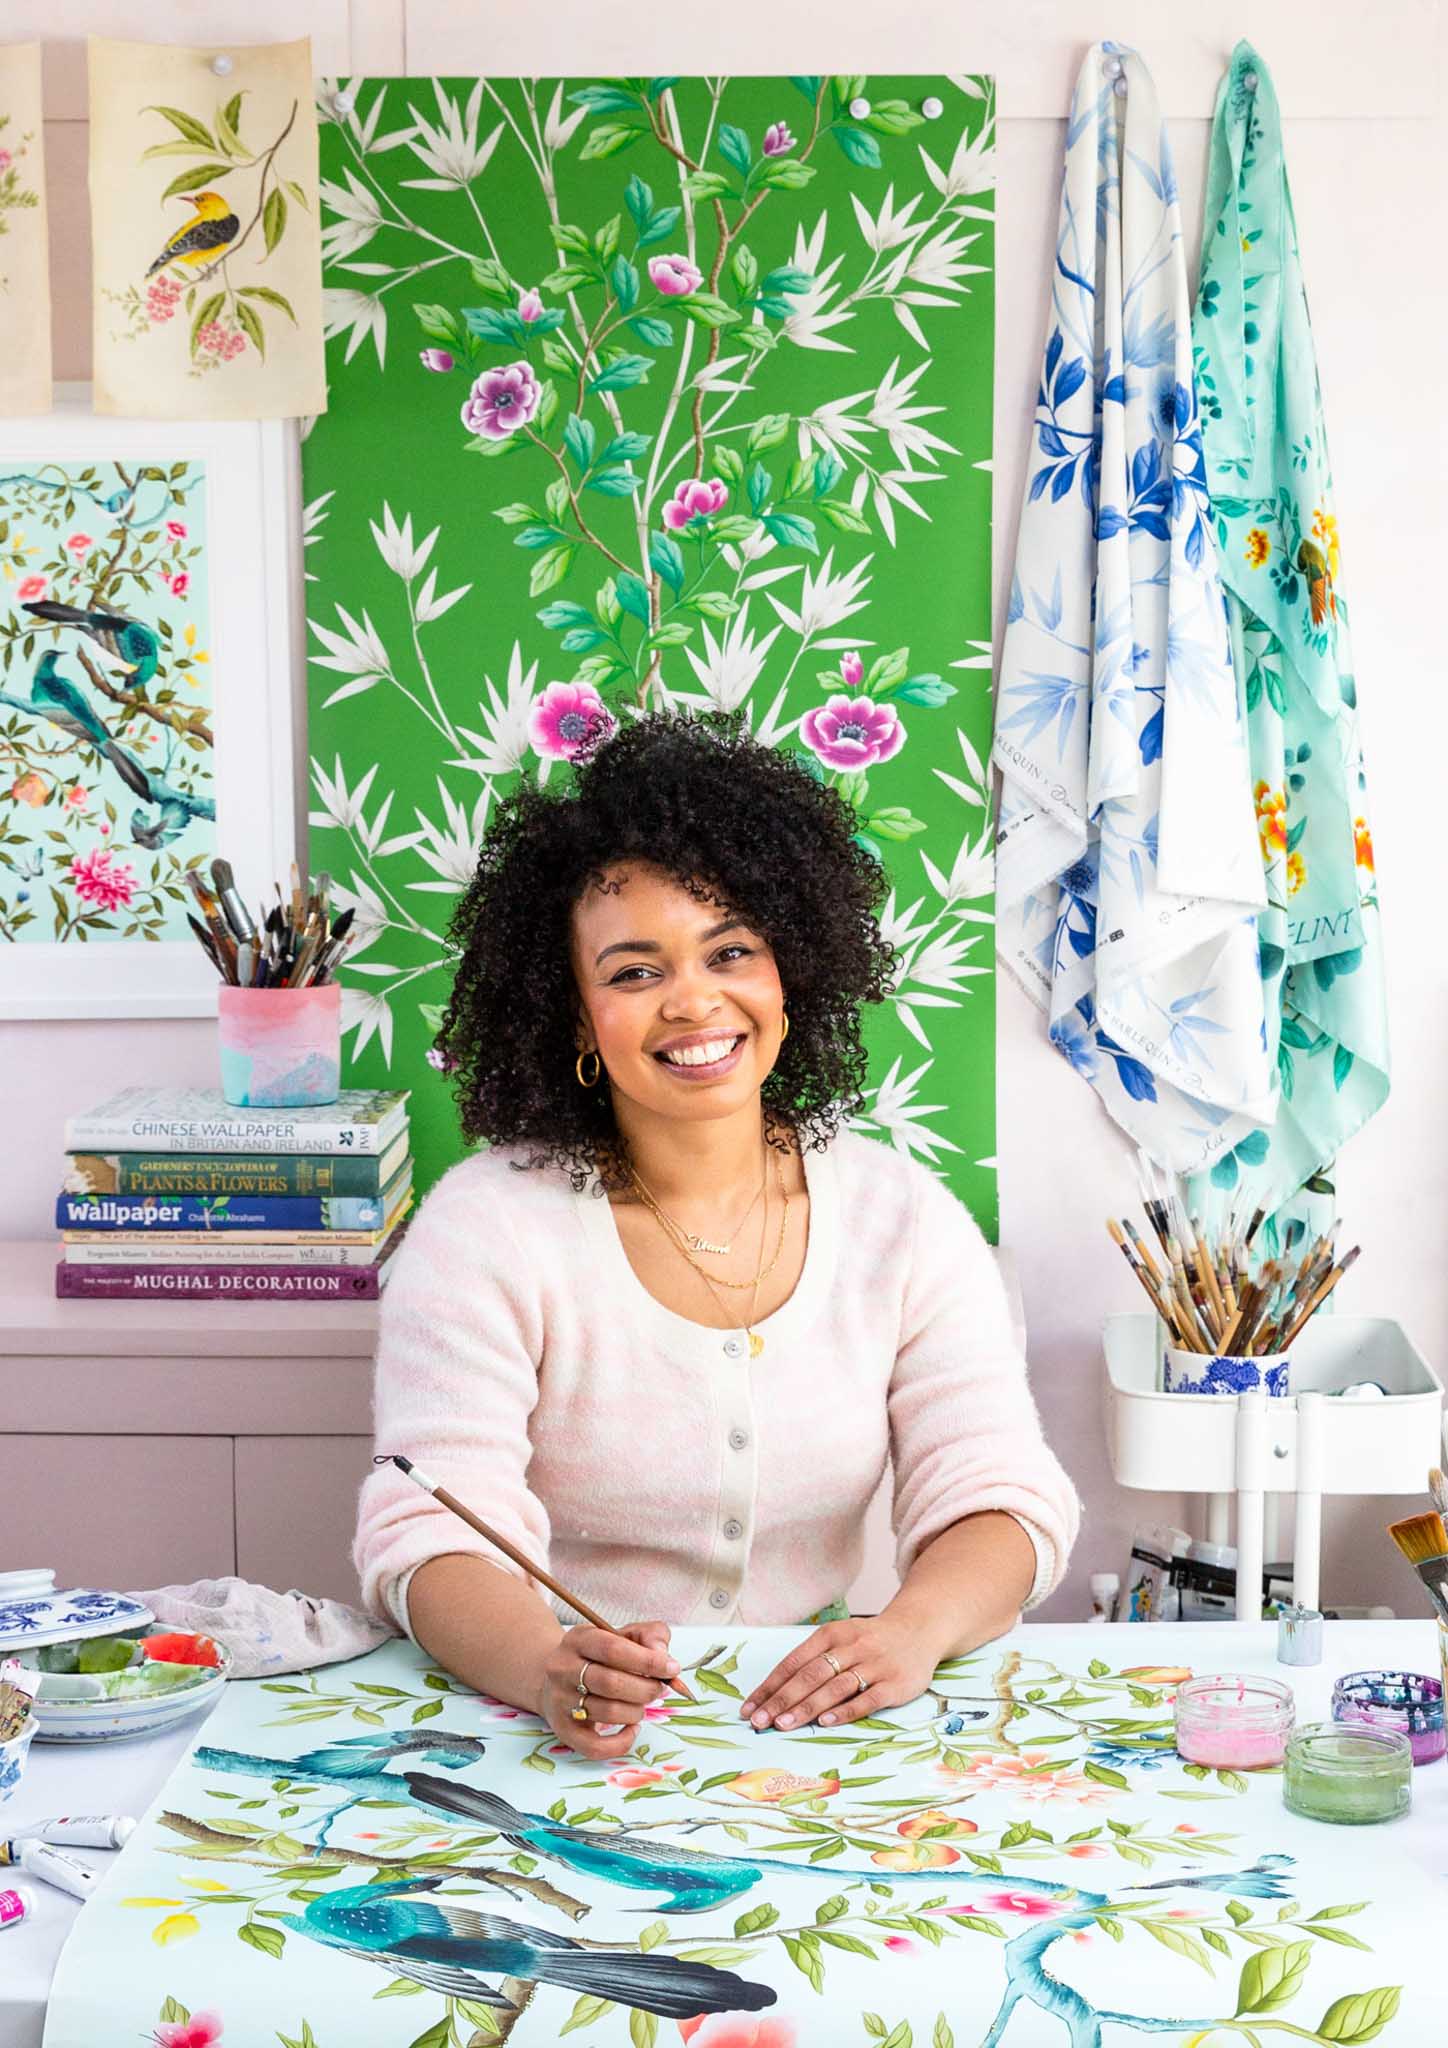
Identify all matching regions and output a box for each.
[1106,1151,1361,1356]
[1386,1473,1448,1625]
[0,1657,37,1741]
[183,858,355,990]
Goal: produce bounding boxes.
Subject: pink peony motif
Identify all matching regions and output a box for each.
[154,2014,223,2048]
[607,1767,664,1789]
[678,2019,796,2047]
[9,771,46,807]
[839,650,863,686]
[662,477,729,531]
[648,253,703,298]
[517,287,546,325]
[975,1892,1066,1919]
[762,122,795,157]
[16,574,46,601]
[801,694,906,772]
[66,532,93,555]
[70,846,136,912]
[461,359,542,440]
[64,785,89,811]
[0,151,12,173]
[166,520,188,539]
[170,572,190,598]
[419,348,455,373]
[528,680,616,761]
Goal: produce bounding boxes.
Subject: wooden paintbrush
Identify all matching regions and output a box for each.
[374,1455,696,1704]
[1386,1511,1448,1623]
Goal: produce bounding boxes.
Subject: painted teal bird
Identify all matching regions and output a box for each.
[27,648,113,747]
[284,1873,778,2017]
[23,600,161,686]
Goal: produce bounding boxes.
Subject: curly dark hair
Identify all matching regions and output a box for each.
[438,711,896,1184]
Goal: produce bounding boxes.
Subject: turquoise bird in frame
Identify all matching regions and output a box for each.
[23,597,161,685]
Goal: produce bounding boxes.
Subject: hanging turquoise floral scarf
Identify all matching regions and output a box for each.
[993,43,1272,1177]
[1190,43,1389,1205]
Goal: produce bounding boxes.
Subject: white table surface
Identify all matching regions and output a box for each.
[8,1620,1446,2048]
[3,1698,223,2048]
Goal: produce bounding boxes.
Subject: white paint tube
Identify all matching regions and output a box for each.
[12,1814,136,1849]
[0,1839,99,1898]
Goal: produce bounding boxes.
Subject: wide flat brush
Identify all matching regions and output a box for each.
[1386,1511,1448,1622]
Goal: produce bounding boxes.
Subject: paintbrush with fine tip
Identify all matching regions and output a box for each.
[373,1455,696,1703]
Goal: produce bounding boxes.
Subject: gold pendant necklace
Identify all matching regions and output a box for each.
[628,1157,766,1257]
[633,1145,784,1355]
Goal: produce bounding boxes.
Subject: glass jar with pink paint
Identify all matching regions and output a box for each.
[1174,1674,1295,1769]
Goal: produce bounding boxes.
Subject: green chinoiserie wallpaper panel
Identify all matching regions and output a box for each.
[303,74,998,1230]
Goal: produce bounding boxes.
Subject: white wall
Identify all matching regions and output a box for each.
[5,0,1446,1618]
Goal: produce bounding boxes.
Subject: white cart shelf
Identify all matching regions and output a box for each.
[1104,1314,1444,1617]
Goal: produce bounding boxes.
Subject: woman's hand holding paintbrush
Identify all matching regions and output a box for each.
[374,1454,694,1759]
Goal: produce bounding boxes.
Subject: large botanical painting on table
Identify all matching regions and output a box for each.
[302,75,999,1226]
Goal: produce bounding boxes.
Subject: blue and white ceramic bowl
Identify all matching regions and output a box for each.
[0,1708,37,1803]
[1163,1346,1291,1397]
[18,1641,231,1745]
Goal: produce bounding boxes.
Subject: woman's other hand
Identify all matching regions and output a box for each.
[738,1613,938,1732]
[533,1619,678,1757]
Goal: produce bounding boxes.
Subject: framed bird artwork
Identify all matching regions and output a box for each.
[0,384,296,1018]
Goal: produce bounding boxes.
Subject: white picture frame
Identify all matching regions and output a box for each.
[0,383,297,1018]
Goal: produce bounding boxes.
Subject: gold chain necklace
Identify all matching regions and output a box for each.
[631,1149,788,1289]
[631,1150,787,1356]
[628,1153,767,1257]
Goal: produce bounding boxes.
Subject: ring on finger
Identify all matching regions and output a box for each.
[851,1668,868,1694]
[822,1651,841,1678]
[571,1703,590,1722]
[577,1661,592,1696]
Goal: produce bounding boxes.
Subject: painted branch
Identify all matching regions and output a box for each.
[73,644,214,747]
[189,99,300,287]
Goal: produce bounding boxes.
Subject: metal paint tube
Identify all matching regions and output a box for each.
[12,1813,136,1848]
[0,1838,99,1898]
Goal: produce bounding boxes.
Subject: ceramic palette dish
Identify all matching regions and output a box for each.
[18,1643,232,1745]
[0,1579,153,1655]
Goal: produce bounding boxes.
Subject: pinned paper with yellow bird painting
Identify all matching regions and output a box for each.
[89,37,325,420]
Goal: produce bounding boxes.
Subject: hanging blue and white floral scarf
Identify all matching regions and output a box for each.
[1189,43,1389,1206]
[993,42,1271,1175]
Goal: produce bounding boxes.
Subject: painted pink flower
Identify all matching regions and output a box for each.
[648,253,703,298]
[662,477,728,531]
[170,572,190,598]
[70,846,136,912]
[977,1891,1065,1919]
[154,2015,223,2048]
[678,2018,796,2047]
[419,348,455,373]
[528,680,616,761]
[883,1935,917,1955]
[0,151,12,173]
[66,532,93,555]
[1065,1841,1108,1858]
[461,360,542,440]
[762,122,795,157]
[839,650,863,686]
[801,694,906,772]
[517,287,546,325]
[608,1767,664,1789]
[16,574,46,601]
[63,784,88,811]
[643,1700,678,1721]
[424,1046,458,1074]
[1173,1823,1201,1835]
[166,520,188,539]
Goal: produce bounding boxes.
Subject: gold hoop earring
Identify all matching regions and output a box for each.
[575,1049,602,1088]
[779,1010,790,1042]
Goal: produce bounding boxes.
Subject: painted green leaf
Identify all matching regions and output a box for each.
[234,297,266,358]
[161,162,234,201]
[238,1919,286,1960]
[262,187,288,256]
[1235,1939,1312,2016]
[558,1996,616,2035]
[147,105,216,149]
[1316,1987,1402,2043]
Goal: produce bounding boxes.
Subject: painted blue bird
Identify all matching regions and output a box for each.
[283,1873,778,2018]
[21,649,112,748]
[23,600,161,686]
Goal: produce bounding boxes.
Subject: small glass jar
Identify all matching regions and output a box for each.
[1174,1674,1294,1769]
[1331,1670,1445,1766]
[1284,1723,1412,1824]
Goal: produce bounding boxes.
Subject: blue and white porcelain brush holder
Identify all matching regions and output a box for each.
[1162,1344,1290,1398]
[0,1707,36,1808]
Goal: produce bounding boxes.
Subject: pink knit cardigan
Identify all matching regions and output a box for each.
[355,1129,1079,1630]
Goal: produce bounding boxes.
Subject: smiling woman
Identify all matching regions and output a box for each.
[355,713,1078,1766]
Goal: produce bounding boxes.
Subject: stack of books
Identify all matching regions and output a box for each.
[55,1086,412,1302]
